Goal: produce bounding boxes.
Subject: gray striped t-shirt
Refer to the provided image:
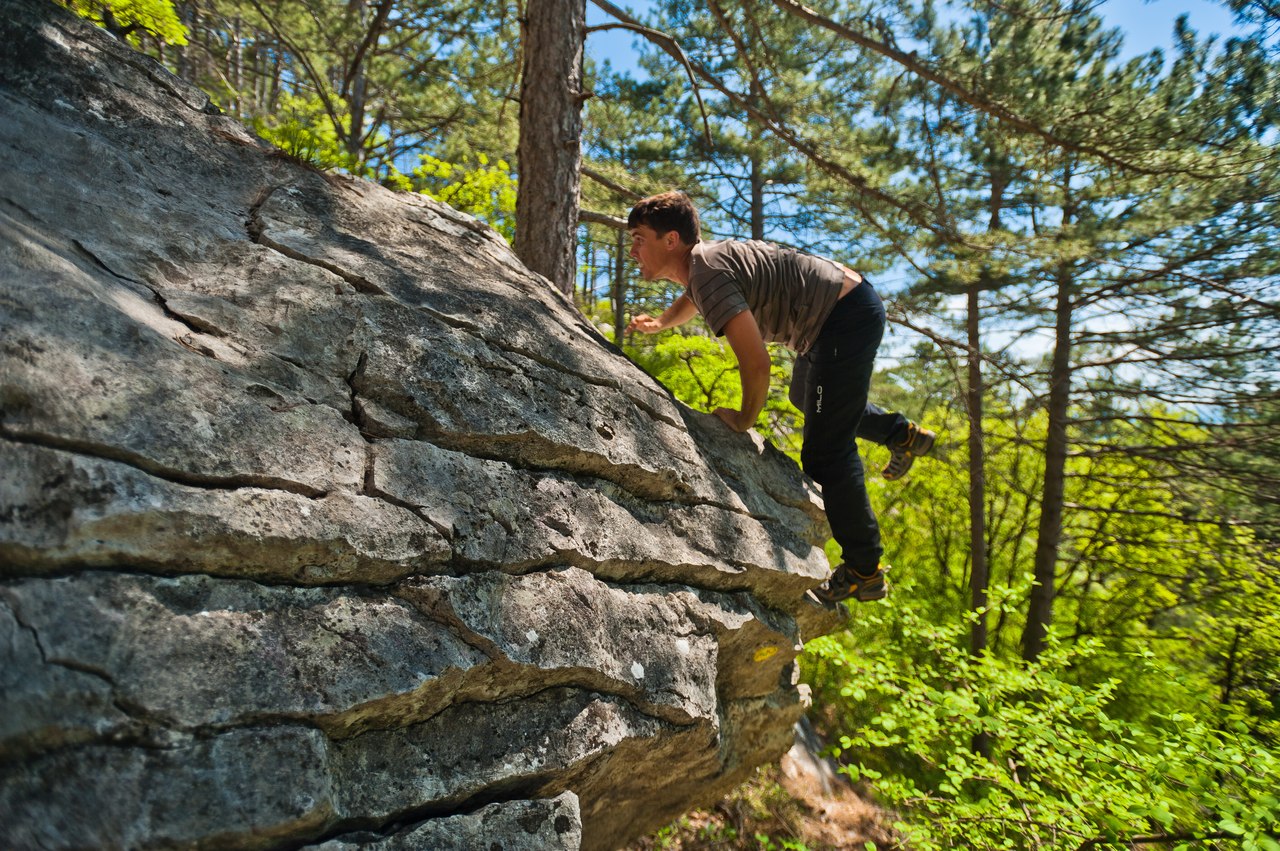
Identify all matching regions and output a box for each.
[687,240,846,354]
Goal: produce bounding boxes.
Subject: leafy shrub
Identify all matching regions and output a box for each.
[805,596,1280,851]
[415,153,516,242]
[58,0,187,46]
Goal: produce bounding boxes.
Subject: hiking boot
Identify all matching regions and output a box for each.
[810,563,889,604]
[882,422,936,481]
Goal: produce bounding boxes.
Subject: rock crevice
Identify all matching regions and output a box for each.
[249,183,390,298]
[0,430,331,498]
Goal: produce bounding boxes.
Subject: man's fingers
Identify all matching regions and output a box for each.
[627,315,661,334]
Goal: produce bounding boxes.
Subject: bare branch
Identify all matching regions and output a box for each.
[580,209,628,229]
[582,165,645,200]
[585,20,715,148]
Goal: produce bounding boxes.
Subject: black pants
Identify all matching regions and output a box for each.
[789,281,907,569]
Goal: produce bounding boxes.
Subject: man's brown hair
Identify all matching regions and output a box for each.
[627,191,701,245]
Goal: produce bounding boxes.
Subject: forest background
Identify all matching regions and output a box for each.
[57,0,1280,847]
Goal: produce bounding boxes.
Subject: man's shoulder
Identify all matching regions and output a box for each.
[688,241,749,303]
[692,238,735,263]
[697,238,778,256]
[693,238,779,272]
[689,240,730,284]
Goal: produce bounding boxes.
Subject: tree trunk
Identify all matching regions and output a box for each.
[749,152,765,240]
[967,281,989,657]
[175,1,191,81]
[342,0,393,173]
[970,158,1003,667]
[1022,257,1076,661]
[748,82,765,240]
[1221,626,1241,707]
[232,16,243,116]
[514,0,586,295]
[347,66,366,168]
[967,280,991,758]
[613,229,627,343]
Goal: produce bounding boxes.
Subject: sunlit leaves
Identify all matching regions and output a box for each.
[58,0,188,45]
[805,609,1280,850]
[416,153,517,241]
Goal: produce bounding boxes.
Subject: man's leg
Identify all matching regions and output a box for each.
[795,364,916,457]
[856,403,909,447]
[858,403,937,480]
[799,329,883,571]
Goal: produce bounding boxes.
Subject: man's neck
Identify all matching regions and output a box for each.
[664,242,695,288]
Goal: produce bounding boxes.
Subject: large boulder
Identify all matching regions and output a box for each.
[0,1,842,848]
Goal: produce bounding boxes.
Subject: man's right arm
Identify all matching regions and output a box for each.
[627,293,698,334]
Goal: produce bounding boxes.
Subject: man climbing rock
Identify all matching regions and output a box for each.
[625,192,935,604]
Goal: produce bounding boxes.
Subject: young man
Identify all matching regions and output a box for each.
[625,192,935,604]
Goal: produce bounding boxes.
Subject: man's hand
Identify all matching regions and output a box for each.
[626,295,698,336]
[714,407,753,433]
[626,314,665,334]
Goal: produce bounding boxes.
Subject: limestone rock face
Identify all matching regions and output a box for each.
[0,2,841,849]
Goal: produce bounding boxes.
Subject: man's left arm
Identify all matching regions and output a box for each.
[715,309,771,433]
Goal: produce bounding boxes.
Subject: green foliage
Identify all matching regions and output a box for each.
[805,602,1280,850]
[151,0,520,184]
[414,153,517,242]
[57,0,187,45]
[788,387,1280,846]
[627,333,741,413]
[754,835,810,851]
[250,93,417,191]
[252,94,349,171]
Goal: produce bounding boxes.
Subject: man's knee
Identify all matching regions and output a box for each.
[801,446,857,485]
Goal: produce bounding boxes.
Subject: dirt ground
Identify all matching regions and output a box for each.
[627,728,901,850]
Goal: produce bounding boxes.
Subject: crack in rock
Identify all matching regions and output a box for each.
[409,302,684,432]
[248,185,387,297]
[0,426,326,498]
[300,790,580,851]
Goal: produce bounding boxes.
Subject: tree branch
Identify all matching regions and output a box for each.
[582,165,644,200]
[1078,831,1239,850]
[585,20,715,148]
[768,0,1168,175]
[580,209,628,229]
[587,0,939,235]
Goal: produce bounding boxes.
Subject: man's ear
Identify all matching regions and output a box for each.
[663,230,681,249]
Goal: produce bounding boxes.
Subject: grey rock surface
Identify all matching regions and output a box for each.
[0,1,846,849]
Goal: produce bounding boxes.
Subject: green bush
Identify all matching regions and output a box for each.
[415,153,516,242]
[805,597,1280,851]
[58,0,187,45]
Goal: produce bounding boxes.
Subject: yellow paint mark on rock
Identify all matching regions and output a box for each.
[753,646,778,663]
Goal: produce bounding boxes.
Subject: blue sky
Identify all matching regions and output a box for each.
[1100,0,1245,55]
[585,0,1248,73]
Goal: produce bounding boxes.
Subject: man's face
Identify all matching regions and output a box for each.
[628,224,677,281]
